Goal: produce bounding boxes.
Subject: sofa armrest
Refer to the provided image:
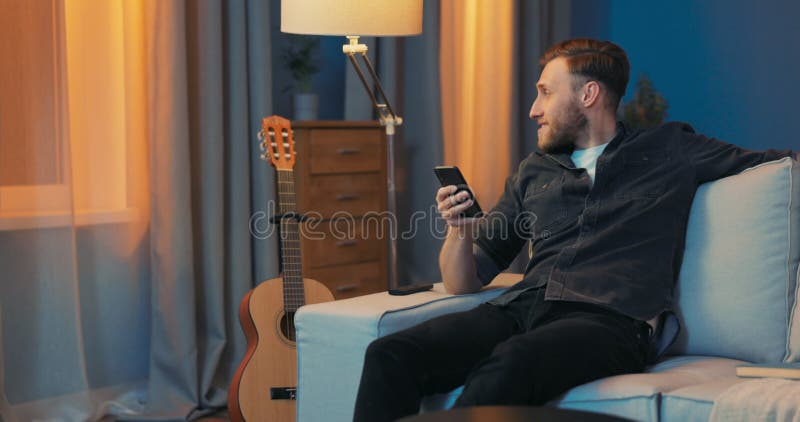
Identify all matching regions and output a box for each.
[295,273,520,422]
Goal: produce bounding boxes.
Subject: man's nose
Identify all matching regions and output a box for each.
[529,98,541,120]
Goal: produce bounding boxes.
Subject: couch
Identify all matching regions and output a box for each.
[294,157,800,421]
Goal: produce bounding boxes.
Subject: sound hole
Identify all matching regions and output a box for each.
[279,311,296,343]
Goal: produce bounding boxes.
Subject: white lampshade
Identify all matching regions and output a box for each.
[281,0,423,36]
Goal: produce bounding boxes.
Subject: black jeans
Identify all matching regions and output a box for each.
[352,288,650,422]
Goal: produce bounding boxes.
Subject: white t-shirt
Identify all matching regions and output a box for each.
[571,142,610,186]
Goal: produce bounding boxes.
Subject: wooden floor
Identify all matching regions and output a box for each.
[197,410,230,421]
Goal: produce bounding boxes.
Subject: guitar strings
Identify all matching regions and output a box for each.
[278,169,306,312]
[262,120,305,343]
[272,128,306,316]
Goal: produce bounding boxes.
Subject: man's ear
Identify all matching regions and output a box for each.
[581,80,602,108]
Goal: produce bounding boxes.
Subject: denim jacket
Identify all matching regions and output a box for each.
[474,122,794,325]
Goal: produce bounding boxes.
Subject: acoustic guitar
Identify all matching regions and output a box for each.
[228,115,334,422]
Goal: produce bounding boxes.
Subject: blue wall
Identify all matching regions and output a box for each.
[573,0,800,151]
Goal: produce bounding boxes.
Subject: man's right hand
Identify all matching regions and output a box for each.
[436,185,482,227]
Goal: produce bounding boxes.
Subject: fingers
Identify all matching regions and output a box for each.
[442,198,475,219]
[436,185,458,202]
[437,188,472,213]
[436,185,481,227]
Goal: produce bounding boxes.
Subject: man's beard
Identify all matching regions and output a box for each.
[538,101,588,154]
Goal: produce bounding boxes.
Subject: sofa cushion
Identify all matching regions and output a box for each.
[552,356,745,422]
[421,356,745,422]
[671,157,800,363]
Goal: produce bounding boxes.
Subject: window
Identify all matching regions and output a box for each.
[0,0,143,230]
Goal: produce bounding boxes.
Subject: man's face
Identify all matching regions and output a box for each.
[529,57,588,154]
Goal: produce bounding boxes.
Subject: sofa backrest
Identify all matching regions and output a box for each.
[670,157,800,363]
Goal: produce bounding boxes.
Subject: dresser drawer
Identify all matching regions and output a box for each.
[305,261,385,299]
[292,122,388,300]
[301,220,384,268]
[305,174,383,218]
[309,129,383,174]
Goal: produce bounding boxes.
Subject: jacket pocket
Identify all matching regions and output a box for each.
[523,175,572,233]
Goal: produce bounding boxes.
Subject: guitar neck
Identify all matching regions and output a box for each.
[276,169,306,312]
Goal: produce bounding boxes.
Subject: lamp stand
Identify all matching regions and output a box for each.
[342,35,401,290]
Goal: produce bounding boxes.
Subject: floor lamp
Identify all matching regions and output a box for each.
[281,0,423,290]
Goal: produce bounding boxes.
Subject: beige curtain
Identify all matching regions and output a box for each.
[440,0,515,209]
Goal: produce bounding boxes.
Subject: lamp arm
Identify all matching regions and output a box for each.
[358,52,399,123]
[346,53,383,115]
[345,51,403,132]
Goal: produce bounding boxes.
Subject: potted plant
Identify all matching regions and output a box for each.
[621,75,669,131]
[283,35,321,120]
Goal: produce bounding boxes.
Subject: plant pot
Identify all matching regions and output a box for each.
[293,93,319,121]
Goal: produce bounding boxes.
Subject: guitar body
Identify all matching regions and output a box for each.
[229,276,334,422]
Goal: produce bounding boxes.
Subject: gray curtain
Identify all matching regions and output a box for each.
[139,0,276,419]
[343,0,446,285]
[397,0,449,285]
[513,0,573,165]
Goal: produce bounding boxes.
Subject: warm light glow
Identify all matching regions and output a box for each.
[0,0,149,241]
[441,0,514,209]
[63,0,150,247]
[120,0,150,241]
[65,0,128,212]
[281,0,423,36]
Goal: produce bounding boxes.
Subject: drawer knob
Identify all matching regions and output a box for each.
[335,193,360,201]
[335,240,358,247]
[336,148,361,155]
[336,283,360,292]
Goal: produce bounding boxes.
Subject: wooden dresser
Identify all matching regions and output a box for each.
[292,121,388,299]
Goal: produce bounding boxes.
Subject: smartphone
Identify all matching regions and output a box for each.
[434,166,484,218]
[388,283,434,296]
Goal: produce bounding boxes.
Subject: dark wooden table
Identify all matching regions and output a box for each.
[398,406,633,422]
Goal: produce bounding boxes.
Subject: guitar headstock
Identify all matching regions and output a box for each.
[259,115,295,170]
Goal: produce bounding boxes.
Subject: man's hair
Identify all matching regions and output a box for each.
[540,38,629,110]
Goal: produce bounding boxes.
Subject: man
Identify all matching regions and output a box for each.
[353,38,798,422]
